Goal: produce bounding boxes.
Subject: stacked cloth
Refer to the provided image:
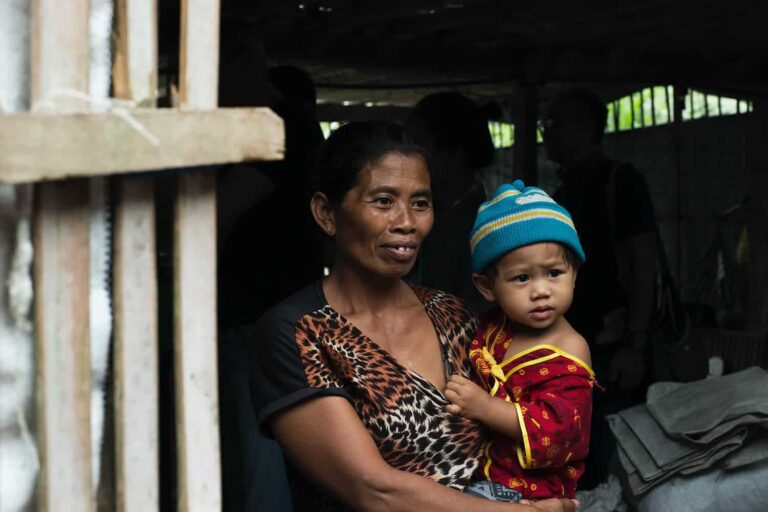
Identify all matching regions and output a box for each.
[607,366,768,496]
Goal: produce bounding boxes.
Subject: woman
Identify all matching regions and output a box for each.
[249,122,578,512]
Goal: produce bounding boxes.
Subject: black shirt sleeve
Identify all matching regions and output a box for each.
[248,286,351,436]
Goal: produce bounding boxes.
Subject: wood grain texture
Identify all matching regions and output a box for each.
[175,0,223,511]
[112,1,161,510]
[113,175,160,512]
[31,0,93,510]
[34,180,93,512]
[0,108,284,183]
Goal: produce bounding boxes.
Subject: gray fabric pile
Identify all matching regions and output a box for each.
[607,366,768,496]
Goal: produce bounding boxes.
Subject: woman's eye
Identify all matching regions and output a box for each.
[413,199,432,210]
[372,197,393,206]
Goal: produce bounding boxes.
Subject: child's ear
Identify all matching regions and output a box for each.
[472,273,497,302]
[572,268,578,289]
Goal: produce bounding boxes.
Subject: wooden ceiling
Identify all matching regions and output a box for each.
[219,0,768,105]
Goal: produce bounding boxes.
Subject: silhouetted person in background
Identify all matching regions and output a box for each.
[405,92,495,312]
[543,87,658,489]
[217,60,324,510]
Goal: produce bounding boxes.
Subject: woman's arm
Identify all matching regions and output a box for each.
[272,395,576,512]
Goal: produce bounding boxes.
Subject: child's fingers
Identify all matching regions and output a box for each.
[444,380,461,394]
[448,373,470,385]
[445,403,463,416]
[444,386,463,403]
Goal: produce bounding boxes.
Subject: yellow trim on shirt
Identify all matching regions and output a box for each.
[483,439,494,481]
[488,314,507,355]
[499,344,595,378]
[505,353,562,380]
[514,401,532,469]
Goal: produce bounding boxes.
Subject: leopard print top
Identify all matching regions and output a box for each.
[251,280,484,511]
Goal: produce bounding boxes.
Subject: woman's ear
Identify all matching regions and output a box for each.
[472,273,497,302]
[310,191,336,236]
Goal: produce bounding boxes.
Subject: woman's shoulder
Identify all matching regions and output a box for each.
[256,280,328,334]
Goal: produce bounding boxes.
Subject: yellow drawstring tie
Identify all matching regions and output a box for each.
[482,346,507,382]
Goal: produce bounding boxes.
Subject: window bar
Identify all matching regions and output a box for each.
[703,92,709,118]
[666,86,673,123]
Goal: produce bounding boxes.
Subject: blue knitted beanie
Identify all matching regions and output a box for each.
[469,180,585,273]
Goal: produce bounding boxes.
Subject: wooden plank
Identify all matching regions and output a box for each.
[174,171,219,512]
[34,181,93,512]
[30,0,90,110]
[175,0,223,511]
[113,176,159,512]
[113,0,157,106]
[113,0,160,509]
[0,108,285,183]
[31,0,93,510]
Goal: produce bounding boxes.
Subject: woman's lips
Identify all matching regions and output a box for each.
[381,244,417,261]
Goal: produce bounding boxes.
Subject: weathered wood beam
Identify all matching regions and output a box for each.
[0,108,284,183]
[112,0,160,510]
[31,0,93,509]
[175,0,223,510]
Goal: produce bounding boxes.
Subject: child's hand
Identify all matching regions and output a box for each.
[444,374,490,421]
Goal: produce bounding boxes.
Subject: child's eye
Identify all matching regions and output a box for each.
[512,274,529,283]
[548,269,565,278]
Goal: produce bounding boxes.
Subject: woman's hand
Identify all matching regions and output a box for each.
[444,374,491,421]
[523,498,580,512]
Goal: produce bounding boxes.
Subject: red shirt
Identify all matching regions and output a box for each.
[469,308,595,499]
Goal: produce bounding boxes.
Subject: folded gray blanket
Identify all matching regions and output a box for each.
[646,367,768,441]
[609,409,748,495]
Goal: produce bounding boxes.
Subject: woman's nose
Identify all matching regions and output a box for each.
[391,203,416,232]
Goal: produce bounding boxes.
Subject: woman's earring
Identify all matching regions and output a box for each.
[327,227,336,236]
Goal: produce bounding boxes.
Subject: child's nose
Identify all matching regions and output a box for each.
[531,280,551,299]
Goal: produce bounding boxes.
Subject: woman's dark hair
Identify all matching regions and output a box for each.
[310,121,428,206]
[406,92,495,170]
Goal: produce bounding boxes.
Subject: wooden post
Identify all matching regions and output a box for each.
[513,82,539,185]
[31,0,93,510]
[112,0,159,510]
[747,100,768,328]
[175,0,222,510]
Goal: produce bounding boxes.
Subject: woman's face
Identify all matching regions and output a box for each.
[333,152,433,279]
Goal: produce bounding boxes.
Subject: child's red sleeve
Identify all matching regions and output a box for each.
[512,365,593,470]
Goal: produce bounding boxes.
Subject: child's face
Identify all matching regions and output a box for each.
[473,242,577,331]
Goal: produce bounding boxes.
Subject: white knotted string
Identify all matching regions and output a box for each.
[31,88,161,146]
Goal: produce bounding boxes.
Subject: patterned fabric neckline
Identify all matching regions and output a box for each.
[316,281,453,400]
[483,311,595,377]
